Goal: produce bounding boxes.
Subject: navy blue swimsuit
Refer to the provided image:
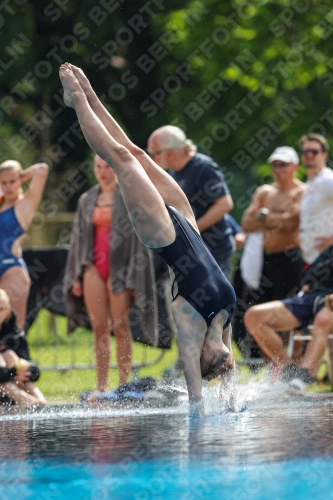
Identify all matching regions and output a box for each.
[0,206,26,279]
[154,205,236,328]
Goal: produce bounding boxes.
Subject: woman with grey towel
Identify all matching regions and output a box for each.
[64,155,158,394]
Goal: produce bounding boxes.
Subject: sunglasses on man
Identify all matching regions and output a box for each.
[271,161,290,168]
[301,148,323,156]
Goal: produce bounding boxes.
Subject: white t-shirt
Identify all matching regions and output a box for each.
[300,167,333,263]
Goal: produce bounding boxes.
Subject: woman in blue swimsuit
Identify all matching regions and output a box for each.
[0,159,48,330]
[59,63,236,409]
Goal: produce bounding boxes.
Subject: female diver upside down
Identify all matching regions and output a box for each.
[59,62,236,411]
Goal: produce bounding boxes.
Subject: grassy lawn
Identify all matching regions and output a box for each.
[28,310,178,402]
[27,310,332,403]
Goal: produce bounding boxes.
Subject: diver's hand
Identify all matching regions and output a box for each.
[189,401,207,418]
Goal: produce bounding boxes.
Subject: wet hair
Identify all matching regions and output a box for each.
[154,126,197,154]
[300,134,328,152]
[0,160,23,175]
[201,352,230,381]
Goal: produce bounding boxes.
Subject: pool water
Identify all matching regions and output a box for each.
[1,389,333,499]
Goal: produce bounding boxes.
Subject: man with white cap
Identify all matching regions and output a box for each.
[238,146,305,359]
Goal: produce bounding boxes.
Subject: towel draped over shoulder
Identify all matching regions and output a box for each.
[63,184,158,346]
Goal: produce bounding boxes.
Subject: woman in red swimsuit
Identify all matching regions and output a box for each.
[70,156,135,392]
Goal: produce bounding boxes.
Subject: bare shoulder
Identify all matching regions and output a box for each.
[252,184,274,196]
[246,184,274,209]
[257,183,277,198]
[294,178,306,190]
[293,179,306,198]
[261,183,276,192]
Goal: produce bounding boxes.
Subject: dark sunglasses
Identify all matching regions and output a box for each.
[301,148,322,156]
[271,161,290,168]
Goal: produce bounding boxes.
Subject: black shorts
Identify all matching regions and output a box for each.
[282,294,326,328]
[259,248,304,303]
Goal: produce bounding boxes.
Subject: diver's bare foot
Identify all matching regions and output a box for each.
[59,63,85,108]
[70,64,98,105]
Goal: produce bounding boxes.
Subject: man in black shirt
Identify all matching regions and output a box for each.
[147,126,234,277]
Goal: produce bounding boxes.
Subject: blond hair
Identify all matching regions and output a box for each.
[0,160,24,204]
[300,134,328,152]
[152,126,197,154]
[0,289,11,312]
[0,160,23,175]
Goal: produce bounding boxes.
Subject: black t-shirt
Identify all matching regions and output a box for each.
[0,312,30,360]
[170,153,234,262]
[0,311,32,384]
[303,244,333,295]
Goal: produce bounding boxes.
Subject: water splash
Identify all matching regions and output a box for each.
[0,368,331,422]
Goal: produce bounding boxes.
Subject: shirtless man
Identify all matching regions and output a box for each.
[238,147,305,358]
[58,63,236,414]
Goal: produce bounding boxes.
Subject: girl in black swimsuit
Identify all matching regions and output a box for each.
[155,205,235,328]
[59,63,236,410]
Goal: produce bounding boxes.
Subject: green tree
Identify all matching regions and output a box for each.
[1,0,333,220]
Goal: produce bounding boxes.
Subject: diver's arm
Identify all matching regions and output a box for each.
[177,338,203,405]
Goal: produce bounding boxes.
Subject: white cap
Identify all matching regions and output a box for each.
[268,146,299,164]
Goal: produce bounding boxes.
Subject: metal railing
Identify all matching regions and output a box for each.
[30,309,167,379]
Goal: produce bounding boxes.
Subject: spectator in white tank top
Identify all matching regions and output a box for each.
[300,133,333,264]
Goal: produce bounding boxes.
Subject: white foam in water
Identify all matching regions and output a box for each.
[198,366,326,417]
[231,367,333,413]
[0,368,329,422]
[236,378,287,407]
[0,404,190,422]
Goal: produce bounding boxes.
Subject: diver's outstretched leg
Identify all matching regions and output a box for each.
[70,64,196,227]
[59,63,175,248]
